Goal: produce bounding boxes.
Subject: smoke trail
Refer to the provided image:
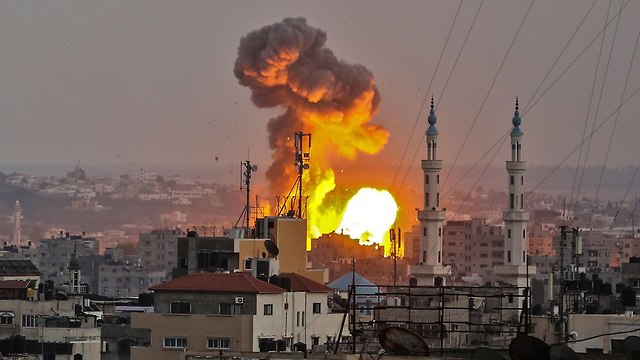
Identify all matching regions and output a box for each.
[234,17,389,197]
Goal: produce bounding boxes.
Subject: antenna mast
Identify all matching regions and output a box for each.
[294,132,311,218]
[240,160,258,236]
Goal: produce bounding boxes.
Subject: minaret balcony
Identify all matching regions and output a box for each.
[418,210,446,221]
[422,160,442,170]
[506,161,526,171]
[503,211,529,222]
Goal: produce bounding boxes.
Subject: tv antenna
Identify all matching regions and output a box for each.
[235,160,258,236]
[294,131,311,218]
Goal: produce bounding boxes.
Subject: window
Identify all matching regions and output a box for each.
[426,175,429,184]
[507,251,512,263]
[510,176,514,185]
[207,337,230,349]
[170,302,191,314]
[520,194,524,209]
[437,192,440,207]
[510,193,515,209]
[164,337,187,348]
[437,174,440,184]
[313,302,321,314]
[426,193,429,207]
[521,176,524,185]
[296,311,300,326]
[523,229,526,238]
[264,304,273,315]
[0,313,14,325]
[508,229,512,238]
[423,227,427,236]
[219,304,242,315]
[22,314,38,328]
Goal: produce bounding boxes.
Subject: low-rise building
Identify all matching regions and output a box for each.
[131,272,345,359]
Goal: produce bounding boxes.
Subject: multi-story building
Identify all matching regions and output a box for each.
[172,233,239,279]
[98,260,166,299]
[35,233,99,286]
[0,260,100,359]
[442,218,504,281]
[131,272,344,359]
[138,229,184,277]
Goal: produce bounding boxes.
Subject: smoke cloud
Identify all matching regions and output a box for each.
[234,17,389,197]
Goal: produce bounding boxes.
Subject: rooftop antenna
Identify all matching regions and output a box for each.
[236,160,258,237]
[294,131,311,218]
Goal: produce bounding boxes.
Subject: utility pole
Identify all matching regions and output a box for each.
[557,225,581,342]
[558,225,567,342]
[240,160,257,236]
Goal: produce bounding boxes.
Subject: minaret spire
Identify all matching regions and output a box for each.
[495,98,535,288]
[410,96,449,286]
[68,238,83,295]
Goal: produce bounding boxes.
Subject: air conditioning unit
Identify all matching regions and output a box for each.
[234,296,245,305]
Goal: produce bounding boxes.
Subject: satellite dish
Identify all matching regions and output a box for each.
[549,344,579,360]
[251,165,258,171]
[624,336,640,360]
[378,326,429,356]
[264,239,280,257]
[509,336,550,360]
[471,347,506,360]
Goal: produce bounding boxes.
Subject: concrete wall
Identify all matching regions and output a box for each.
[254,293,285,351]
[569,313,640,354]
[131,313,254,360]
[154,291,258,315]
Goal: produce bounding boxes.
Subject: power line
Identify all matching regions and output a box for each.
[587,0,623,229]
[525,1,598,108]
[442,1,598,204]
[522,0,632,117]
[394,0,485,197]
[441,0,535,194]
[391,0,464,190]
[526,83,640,198]
[593,0,637,227]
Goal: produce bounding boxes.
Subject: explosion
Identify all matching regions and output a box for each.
[337,188,398,245]
[234,17,396,249]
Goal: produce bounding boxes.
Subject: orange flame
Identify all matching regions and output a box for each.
[234,18,397,248]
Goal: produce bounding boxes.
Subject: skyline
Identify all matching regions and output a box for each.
[1,1,640,193]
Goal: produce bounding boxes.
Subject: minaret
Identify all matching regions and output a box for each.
[495,99,536,288]
[68,241,84,295]
[13,201,22,247]
[410,98,449,286]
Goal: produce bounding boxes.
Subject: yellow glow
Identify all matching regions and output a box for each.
[336,188,398,248]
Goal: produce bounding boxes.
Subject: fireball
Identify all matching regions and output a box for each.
[336,188,398,247]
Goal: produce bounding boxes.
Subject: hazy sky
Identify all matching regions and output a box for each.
[2,0,640,181]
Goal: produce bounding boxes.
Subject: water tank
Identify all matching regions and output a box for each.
[280,276,292,291]
[269,275,281,287]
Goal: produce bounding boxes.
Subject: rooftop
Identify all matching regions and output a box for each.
[149,272,285,294]
[0,260,41,277]
[281,272,332,293]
